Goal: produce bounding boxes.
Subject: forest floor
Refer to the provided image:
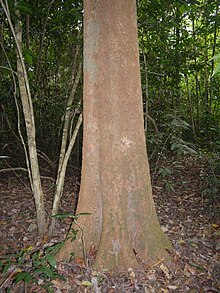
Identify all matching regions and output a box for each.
[0,155,219,293]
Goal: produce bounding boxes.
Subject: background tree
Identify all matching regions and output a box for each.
[0,0,83,234]
[0,0,46,233]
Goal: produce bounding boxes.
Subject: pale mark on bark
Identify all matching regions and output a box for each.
[84,22,100,85]
[109,239,121,268]
[120,137,133,152]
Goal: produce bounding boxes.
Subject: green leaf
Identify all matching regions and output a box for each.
[170,118,190,129]
[33,257,46,267]
[212,62,220,76]
[24,273,33,283]
[52,212,76,219]
[2,261,11,274]
[179,4,189,15]
[49,25,63,33]
[76,212,92,216]
[171,143,177,151]
[52,212,91,220]
[42,286,54,293]
[158,167,172,177]
[46,255,57,268]
[17,4,32,14]
[24,49,33,65]
[45,243,64,255]
[24,52,33,65]
[211,53,220,61]
[14,271,32,284]
[190,4,197,13]
[32,251,40,261]
[34,267,55,278]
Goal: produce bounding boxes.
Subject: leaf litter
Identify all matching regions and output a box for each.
[0,156,219,292]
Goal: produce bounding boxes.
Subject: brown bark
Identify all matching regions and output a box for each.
[185,74,196,140]
[209,3,218,112]
[15,17,47,235]
[57,0,171,271]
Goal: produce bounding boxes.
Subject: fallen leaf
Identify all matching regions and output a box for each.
[88,244,97,257]
[128,267,135,285]
[215,241,220,251]
[74,278,82,286]
[160,263,171,279]
[81,280,93,287]
[0,221,7,226]
[24,245,33,252]
[161,225,169,232]
[167,285,178,290]
[184,263,196,276]
[75,257,85,267]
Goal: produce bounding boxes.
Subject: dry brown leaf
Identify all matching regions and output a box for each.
[74,278,82,286]
[167,284,178,290]
[184,263,196,276]
[52,279,70,290]
[128,267,135,285]
[75,257,85,267]
[88,244,97,257]
[160,263,171,279]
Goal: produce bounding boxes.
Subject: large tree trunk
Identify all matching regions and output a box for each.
[57,0,171,270]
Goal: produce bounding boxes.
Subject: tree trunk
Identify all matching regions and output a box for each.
[57,0,171,271]
[49,113,82,235]
[185,74,196,140]
[209,3,218,112]
[2,1,47,234]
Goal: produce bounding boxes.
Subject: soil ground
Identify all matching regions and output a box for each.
[0,155,219,292]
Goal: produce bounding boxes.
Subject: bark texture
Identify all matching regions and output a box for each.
[57,0,171,270]
[14,8,46,234]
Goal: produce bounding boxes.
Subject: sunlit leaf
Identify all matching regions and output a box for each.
[46,255,57,268]
[179,4,189,15]
[212,62,220,76]
[82,280,93,287]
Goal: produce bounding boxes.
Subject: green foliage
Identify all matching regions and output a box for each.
[0,212,90,291]
[0,243,65,292]
[0,211,91,291]
[0,0,219,165]
[201,152,220,213]
[52,212,91,260]
[52,212,91,220]
[158,167,175,193]
[158,167,172,178]
[0,0,83,163]
[170,138,197,156]
[211,53,220,76]
[139,0,220,155]
[147,113,197,159]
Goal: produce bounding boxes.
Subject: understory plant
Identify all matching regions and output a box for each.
[0,212,89,292]
[0,242,64,293]
[201,149,220,214]
[148,113,197,161]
